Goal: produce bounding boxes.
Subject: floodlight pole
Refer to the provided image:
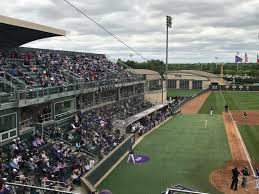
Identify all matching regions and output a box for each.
[163,16,172,104]
[166,16,172,74]
[166,23,169,73]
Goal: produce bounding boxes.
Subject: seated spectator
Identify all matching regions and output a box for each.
[0,178,12,194]
[71,169,81,185]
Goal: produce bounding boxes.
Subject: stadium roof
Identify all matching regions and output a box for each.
[0,15,65,49]
[169,70,220,78]
[131,69,161,81]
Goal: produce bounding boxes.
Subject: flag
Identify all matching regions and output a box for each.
[245,53,248,63]
[235,55,242,63]
[257,54,259,63]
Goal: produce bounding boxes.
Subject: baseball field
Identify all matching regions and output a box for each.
[98,91,259,194]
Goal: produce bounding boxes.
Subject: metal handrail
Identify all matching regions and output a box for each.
[41,112,52,122]
[6,181,79,194]
[0,75,144,108]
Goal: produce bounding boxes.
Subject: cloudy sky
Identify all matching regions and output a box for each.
[1,0,259,63]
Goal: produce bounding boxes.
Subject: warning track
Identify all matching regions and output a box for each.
[181,91,211,114]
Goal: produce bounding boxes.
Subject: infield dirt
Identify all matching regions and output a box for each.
[210,112,259,194]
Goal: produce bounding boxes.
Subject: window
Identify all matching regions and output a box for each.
[167,80,176,88]
[180,80,189,89]
[55,99,76,117]
[0,113,17,133]
[148,80,162,91]
[0,113,17,142]
[192,81,202,89]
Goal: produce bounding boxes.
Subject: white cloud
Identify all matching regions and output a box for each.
[1,0,259,63]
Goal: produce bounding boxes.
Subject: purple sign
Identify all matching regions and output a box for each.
[129,155,150,164]
[99,190,112,194]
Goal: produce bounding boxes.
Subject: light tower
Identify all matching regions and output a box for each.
[163,16,172,104]
[166,16,172,73]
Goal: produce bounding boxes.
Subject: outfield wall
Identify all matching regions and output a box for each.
[210,85,259,91]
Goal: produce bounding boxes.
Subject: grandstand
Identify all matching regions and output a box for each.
[0,15,183,194]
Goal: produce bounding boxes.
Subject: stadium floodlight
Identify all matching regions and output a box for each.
[166,16,172,73]
[163,15,172,104]
[166,16,172,28]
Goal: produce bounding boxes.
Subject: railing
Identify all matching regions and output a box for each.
[121,92,134,98]
[41,112,53,122]
[19,118,34,132]
[4,72,26,89]
[0,76,144,109]
[0,92,15,104]
[42,180,69,190]
[81,101,94,109]
[6,181,79,194]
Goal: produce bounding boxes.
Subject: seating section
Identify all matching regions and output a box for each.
[0,49,139,89]
[0,95,153,192]
[0,48,186,194]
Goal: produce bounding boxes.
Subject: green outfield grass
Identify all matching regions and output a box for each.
[239,125,259,162]
[98,114,230,194]
[222,91,259,110]
[198,92,226,114]
[199,91,259,114]
[167,89,201,97]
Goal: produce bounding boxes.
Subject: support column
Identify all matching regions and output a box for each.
[92,92,95,106]
[189,80,193,89]
[176,80,180,89]
[51,101,55,121]
[17,108,21,136]
[118,88,121,101]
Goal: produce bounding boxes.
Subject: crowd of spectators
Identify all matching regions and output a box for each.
[0,49,140,89]
[69,96,151,159]
[128,98,184,135]
[0,90,185,193]
[0,129,97,192]
[9,95,148,190]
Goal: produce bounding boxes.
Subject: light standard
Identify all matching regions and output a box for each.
[166,16,172,73]
[163,16,172,104]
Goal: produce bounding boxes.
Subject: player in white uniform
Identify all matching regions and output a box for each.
[127,147,135,164]
[210,107,213,116]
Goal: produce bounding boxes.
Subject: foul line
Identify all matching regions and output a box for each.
[205,120,207,128]
[220,90,256,177]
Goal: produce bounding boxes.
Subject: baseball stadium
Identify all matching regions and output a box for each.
[1,1,259,194]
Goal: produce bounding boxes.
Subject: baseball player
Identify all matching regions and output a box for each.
[241,166,250,188]
[127,147,135,164]
[256,169,259,190]
[231,167,240,191]
[210,107,213,116]
[225,104,229,112]
[243,112,248,119]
